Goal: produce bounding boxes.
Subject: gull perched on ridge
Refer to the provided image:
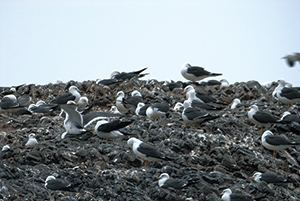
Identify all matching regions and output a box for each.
[181,62,222,82]
[274,79,300,110]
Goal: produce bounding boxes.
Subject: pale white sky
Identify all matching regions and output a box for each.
[1,0,300,87]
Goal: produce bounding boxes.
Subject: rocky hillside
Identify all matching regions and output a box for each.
[0,78,300,201]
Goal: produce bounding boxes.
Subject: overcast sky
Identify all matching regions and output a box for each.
[1,0,300,87]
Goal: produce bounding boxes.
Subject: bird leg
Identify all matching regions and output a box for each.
[288,104,291,110]
[273,150,277,158]
[260,127,263,134]
[144,160,148,167]
[106,138,109,142]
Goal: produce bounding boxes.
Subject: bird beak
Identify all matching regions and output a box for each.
[282,57,287,59]
[182,91,185,94]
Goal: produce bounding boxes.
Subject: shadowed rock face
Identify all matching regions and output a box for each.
[0,79,300,200]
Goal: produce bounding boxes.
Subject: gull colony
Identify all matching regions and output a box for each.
[1,60,300,200]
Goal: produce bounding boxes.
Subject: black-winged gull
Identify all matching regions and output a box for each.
[111,67,148,81]
[280,111,300,123]
[181,62,222,82]
[282,53,300,67]
[230,98,251,109]
[220,188,254,201]
[45,175,71,190]
[115,91,129,113]
[146,103,170,120]
[135,102,150,116]
[28,100,57,115]
[123,90,143,109]
[95,119,134,141]
[127,137,165,166]
[184,85,226,105]
[182,100,219,125]
[252,172,288,184]
[157,173,188,189]
[261,130,300,157]
[274,79,300,109]
[50,86,81,104]
[247,105,281,133]
[60,101,87,138]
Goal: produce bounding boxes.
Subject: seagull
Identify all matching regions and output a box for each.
[111,67,148,81]
[135,102,150,116]
[50,86,81,104]
[230,98,251,109]
[182,100,219,125]
[28,100,57,115]
[146,103,170,120]
[247,105,281,133]
[220,188,254,201]
[280,111,300,123]
[123,90,143,109]
[274,79,300,109]
[220,79,230,88]
[173,102,184,112]
[25,133,38,147]
[252,172,288,184]
[127,137,165,166]
[77,97,89,110]
[94,119,134,141]
[185,90,223,111]
[157,173,188,189]
[0,94,24,116]
[261,130,300,157]
[45,175,72,190]
[110,106,121,114]
[181,62,222,82]
[0,145,11,159]
[60,101,87,138]
[184,85,227,105]
[115,91,129,113]
[282,53,300,67]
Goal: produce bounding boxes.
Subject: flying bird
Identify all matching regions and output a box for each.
[282,53,300,67]
[181,62,222,82]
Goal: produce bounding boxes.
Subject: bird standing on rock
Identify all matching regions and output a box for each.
[157,173,188,189]
[127,137,165,166]
[220,188,254,201]
[274,79,300,110]
[261,130,300,158]
[181,62,222,82]
[252,172,288,184]
[247,104,281,133]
